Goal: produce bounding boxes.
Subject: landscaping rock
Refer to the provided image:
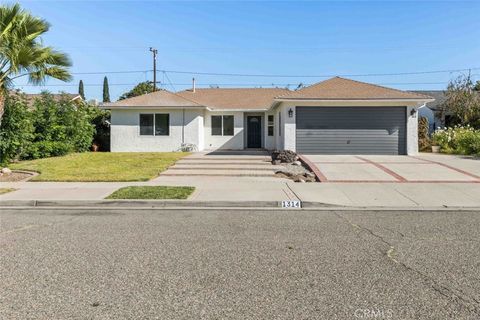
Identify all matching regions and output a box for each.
[292,161,302,166]
[272,159,281,165]
[1,168,12,175]
[271,150,297,163]
[306,172,315,178]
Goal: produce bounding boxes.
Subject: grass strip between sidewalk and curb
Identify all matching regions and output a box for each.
[0,188,16,195]
[106,186,195,200]
[10,152,189,182]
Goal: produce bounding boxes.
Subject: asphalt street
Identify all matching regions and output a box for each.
[1,208,479,319]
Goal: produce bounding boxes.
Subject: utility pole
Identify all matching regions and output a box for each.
[149,47,158,91]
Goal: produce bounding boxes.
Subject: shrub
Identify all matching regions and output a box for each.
[24,141,73,159]
[25,93,96,159]
[0,93,34,164]
[432,125,480,155]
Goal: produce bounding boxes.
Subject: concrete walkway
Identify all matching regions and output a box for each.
[3,175,480,207]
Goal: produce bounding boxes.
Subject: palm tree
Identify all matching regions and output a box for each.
[0,3,72,115]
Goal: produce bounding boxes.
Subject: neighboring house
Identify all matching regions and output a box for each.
[102,77,433,155]
[414,90,446,133]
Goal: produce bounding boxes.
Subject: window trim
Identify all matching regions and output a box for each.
[211,115,234,136]
[278,112,282,136]
[139,113,170,136]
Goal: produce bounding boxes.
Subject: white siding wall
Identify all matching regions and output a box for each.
[204,110,244,150]
[406,106,419,155]
[110,108,203,152]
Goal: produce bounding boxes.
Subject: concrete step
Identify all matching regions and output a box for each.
[170,164,282,171]
[161,169,276,177]
[183,157,270,161]
[177,160,272,165]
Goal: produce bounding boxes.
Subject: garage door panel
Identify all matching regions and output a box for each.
[296,107,406,155]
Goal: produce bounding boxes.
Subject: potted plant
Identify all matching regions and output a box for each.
[431,129,447,153]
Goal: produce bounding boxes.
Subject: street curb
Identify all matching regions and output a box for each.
[0,199,337,208]
[1,200,480,211]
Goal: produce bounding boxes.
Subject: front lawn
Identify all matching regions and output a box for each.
[10,152,188,182]
[106,186,195,200]
[0,188,15,195]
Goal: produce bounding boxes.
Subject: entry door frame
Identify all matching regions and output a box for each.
[244,113,264,149]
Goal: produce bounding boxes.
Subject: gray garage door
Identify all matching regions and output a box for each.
[296,107,406,155]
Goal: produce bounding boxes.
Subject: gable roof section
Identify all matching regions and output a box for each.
[277,77,433,100]
[103,89,202,108]
[177,88,290,110]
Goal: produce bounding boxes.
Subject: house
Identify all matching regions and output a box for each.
[102,77,433,155]
[414,90,446,133]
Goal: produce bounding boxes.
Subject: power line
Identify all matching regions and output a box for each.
[16,81,450,88]
[11,66,480,78]
[158,67,480,78]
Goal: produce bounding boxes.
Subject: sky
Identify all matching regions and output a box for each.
[11,0,480,101]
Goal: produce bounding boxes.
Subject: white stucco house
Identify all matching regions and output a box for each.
[102,77,433,155]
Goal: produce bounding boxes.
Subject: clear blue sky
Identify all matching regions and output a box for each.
[13,0,480,101]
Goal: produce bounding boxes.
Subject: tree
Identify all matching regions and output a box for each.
[103,76,110,103]
[474,81,480,92]
[78,80,85,100]
[0,4,71,117]
[439,75,480,128]
[119,81,154,100]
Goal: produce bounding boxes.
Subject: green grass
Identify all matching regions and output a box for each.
[10,152,188,182]
[106,186,195,200]
[0,188,15,195]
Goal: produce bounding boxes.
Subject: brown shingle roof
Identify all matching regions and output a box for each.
[177,88,289,110]
[277,77,433,100]
[103,89,202,107]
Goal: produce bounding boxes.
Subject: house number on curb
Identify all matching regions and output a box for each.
[281,200,302,208]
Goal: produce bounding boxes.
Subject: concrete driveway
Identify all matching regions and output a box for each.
[303,153,480,183]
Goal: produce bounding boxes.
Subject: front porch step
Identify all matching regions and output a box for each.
[161,169,276,177]
[183,157,270,161]
[170,164,282,171]
[176,160,273,166]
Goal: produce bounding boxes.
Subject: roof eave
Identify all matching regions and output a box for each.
[274,98,435,103]
[99,105,206,110]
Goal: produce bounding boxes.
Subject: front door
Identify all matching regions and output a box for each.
[247,116,262,148]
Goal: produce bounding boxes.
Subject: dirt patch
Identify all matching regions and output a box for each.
[0,171,35,182]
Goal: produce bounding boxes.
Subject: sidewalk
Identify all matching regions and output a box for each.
[2,175,480,208]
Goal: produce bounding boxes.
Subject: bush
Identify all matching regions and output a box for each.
[432,126,480,155]
[0,91,101,163]
[0,93,33,164]
[20,92,97,160]
[24,141,73,159]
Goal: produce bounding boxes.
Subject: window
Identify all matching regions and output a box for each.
[211,115,234,136]
[211,116,222,135]
[223,115,234,136]
[140,114,154,135]
[267,115,274,136]
[155,114,169,136]
[278,112,282,136]
[139,114,169,136]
